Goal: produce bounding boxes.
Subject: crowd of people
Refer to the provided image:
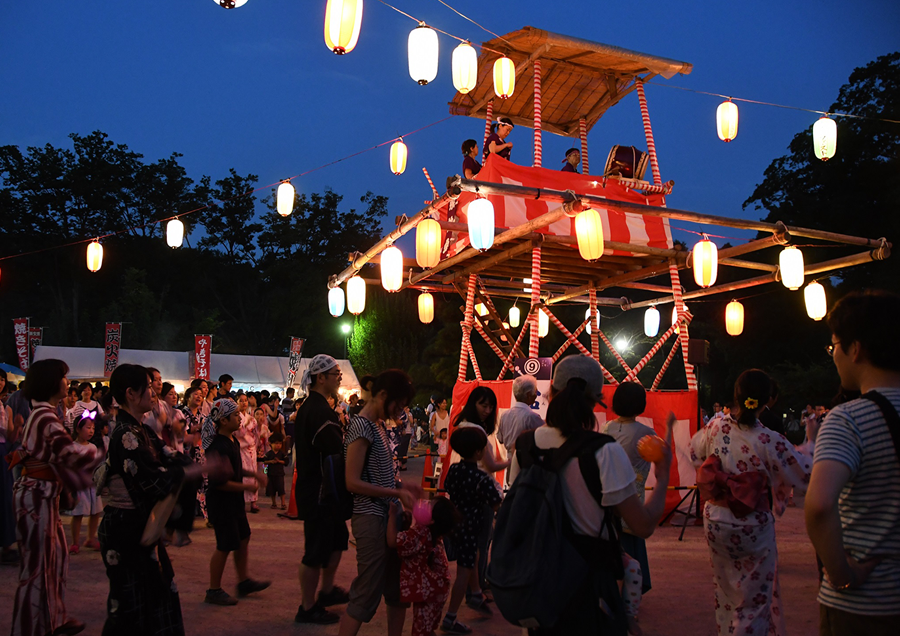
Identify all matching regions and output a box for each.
[1,290,898,636]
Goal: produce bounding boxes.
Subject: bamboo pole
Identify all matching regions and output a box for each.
[454,178,887,248]
[547,260,673,304]
[718,258,779,272]
[442,240,536,284]
[331,193,453,287]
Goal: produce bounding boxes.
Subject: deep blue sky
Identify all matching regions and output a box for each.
[2,0,898,253]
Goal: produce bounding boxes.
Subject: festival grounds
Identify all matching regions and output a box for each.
[0,456,820,635]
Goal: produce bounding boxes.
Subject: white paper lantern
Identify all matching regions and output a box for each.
[538,308,548,337]
[779,246,805,290]
[644,306,660,337]
[812,116,837,161]
[585,308,600,334]
[418,292,434,324]
[390,139,407,175]
[672,305,680,334]
[408,24,438,85]
[415,218,441,268]
[381,245,403,292]
[166,219,184,249]
[213,0,249,8]
[328,287,345,317]
[475,303,488,317]
[276,181,295,217]
[452,42,477,94]
[804,282,827,321]
[726,300,744,336]
[692,237,718,288]
[467,197,495,250]
[493,56,515,99]
[324,0,363,54]
[346,275,366,315]
[86,240,103,272]
[575,209,604,261]
[716,100,739,142]
[508,306,520,328]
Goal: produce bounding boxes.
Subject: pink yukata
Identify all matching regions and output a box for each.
[235,412,259,504]
[396,523,451,636]
[691,415,812,636]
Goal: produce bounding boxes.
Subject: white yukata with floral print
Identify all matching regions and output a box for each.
[691,415,812,636]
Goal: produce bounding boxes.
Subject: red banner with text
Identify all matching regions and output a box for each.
[28,327,43,366]
[104,323,122,377]
[287,337,306,388]
[194,335,212,380]
[12,318,29,372]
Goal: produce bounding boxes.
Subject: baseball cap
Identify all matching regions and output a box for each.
[551,354,607,407]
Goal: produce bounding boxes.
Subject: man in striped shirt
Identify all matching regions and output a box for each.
[806,290,900,635]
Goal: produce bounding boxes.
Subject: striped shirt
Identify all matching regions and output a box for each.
[814,388,900,615]
[343,414,398,517]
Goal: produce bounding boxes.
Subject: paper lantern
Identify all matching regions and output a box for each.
[804,282,827,321]
[475,303,488,317]
[328,287,345,317]
[508,306,520,328]
[585,309,600,334]
[390,139,407,175]
[380,245,403,292]
[408,24,438,85]
[672,305,680,334]
[346,275,366,314]
[716,100,739,142]
[415,218,441,268]
[467,197,495,250]
[538,308,548,337]
[493,56,515,99]
[692,237,718,288]
[779,246,805,290]
[418,292,434,324]
[213,0,249,8]
[575,209,604,261]
[644,306,660,337]
[276,181,295,216]
[452,42,477,94]
[166,219,184,249]
[812,116,837,161]
[324,0,363,54]
[86,240,103,272]
[725,300,744,336]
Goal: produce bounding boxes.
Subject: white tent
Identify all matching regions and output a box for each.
[32,346,359,394]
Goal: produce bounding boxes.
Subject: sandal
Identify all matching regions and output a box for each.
[271,504,278,509]
[280,504,287,510]
[68,544,80,555]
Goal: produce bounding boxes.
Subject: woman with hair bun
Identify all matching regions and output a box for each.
[9,359,103,636]
[691,368,815,636]
[483,117,514,162]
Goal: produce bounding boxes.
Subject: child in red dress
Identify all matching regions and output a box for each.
[387,497,459,636]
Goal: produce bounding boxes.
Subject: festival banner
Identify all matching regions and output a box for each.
[194,335,212,380]
[12,318,29,372]
[28,327,43,366]
[286,337,306,388]
[103,323,123,377]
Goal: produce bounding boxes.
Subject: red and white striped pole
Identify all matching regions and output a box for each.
[579,118,589,175]
[669,261,697,390]
[497,314,532,380]
[652,338,681,390]
[624,322,678,383]
[422,167,438,199]
[483,100,494,151]
[529,247,542,357]
[598,330,636,378]
[473,320,506,362]
[635,80,662,186]
[533,59,542,168]
[457,274,479,382]
[589,289,600,361]
[553,318,589,363]
[543,306,618,386]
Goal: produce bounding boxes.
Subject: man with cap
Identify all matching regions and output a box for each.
[293,354,350,625]
[497,374,544,487]
[561,148,581,173]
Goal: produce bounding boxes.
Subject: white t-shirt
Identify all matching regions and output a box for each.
[511,425,637,538]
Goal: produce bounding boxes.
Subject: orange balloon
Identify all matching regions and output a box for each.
[637,434,667,463]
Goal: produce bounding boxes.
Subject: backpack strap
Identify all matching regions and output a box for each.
[861,391,900,464]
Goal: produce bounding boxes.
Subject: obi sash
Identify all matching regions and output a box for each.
[697,455,770,518]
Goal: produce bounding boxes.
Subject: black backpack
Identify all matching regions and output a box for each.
[487,428,626,632]
[315,422,354,520]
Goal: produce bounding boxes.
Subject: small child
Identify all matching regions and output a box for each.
[203,399,271,606]
[66,414,104,554]
[387,497,459,636]
[436,428,449,459]
[263,433,289,510]
[441,427,502,633]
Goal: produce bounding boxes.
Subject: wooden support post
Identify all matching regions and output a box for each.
[529,246,542,357]
[669,261,697,390]
[635,80,662,186]
[589,289,600,361]
[579,118,589,175]
[533,59,542,167]
[483,100,494,151]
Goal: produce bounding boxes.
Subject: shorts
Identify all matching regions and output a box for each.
[346,513,409,623]
[266,475,285,497]
[302,512,350,568]
[209,502,251,553]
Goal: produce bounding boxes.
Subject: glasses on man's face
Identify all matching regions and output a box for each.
[326,371,343,378]
[825,343,836,357]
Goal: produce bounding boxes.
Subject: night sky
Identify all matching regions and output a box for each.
[2,0,898,254]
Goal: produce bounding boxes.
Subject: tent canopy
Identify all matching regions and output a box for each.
[448,26,693,136]
[32,346,359,393]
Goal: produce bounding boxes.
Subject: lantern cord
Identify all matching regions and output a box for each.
[646,80,900,125]
[0,115,456,263]
[431,0,514,47]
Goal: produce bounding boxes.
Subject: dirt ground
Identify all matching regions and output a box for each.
[0,456,820,635]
